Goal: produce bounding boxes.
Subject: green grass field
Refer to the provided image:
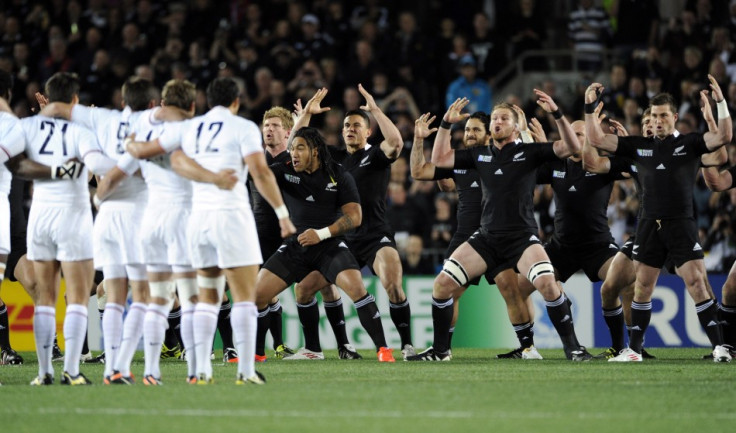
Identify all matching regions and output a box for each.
[1,348,734,433]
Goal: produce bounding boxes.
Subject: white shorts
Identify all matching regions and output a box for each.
[0,195,10,255]
[140,205,192,267]
[93,206,145,269]
[187,208,262,269]
[27,205,93,262]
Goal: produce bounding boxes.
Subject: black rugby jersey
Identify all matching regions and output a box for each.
[433,167,482,235]
[537,157,629,243]
[332,144,395,239]
[454,140,559,233]
[270,161,360,234]
[248,150,291,235]
[614,133,709,219]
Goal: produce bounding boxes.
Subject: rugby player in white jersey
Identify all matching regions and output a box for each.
[41,77,156,384]
[19,72,116,385]
[126,77,296,384]
[96,79,199,384]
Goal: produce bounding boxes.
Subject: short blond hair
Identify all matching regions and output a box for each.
[162,79,196,110]
[263,106,293,130]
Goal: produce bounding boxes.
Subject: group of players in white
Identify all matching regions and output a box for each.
[0,68,734,386]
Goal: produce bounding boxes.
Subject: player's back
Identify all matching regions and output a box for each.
[178,106,262,210]
[0,113,26,196]
[20,115,92,206]
[72,105,147,205]
[132,107,192,205]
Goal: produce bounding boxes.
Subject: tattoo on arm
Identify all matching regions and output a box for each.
[334,214,355,235]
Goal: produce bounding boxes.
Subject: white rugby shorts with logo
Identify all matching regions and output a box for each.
[93,204,146,269]
[27,205,94,261]
[140,203,192,267]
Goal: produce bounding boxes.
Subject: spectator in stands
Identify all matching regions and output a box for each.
[445,54,491,114]
[506,0,547,71]
[568,0,612,71]
[401,235,436,276]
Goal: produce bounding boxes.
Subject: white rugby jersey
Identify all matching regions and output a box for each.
[118,107,192,206]
[0,113,26,195]
[19,115,105,206]
[72,105,147,205]
[158,106,262,210]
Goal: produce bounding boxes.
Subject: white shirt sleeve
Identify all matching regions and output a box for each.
[77,126,116,175]
[158,122,184,153]
[71,105,116,131]
[240,120,263,159]
[0,115,26,164]
[116,152,140,176]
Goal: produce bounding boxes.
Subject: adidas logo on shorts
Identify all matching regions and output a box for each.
[380,236,391,243]
[693,243,702,251]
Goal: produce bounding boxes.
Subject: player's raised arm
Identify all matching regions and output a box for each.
[410,113,439,180]
[358,83,402,160]
[287,88,330,150]
[534,88,579,158]
[703,74,732,150]
[432,97,468,167]
[584,83,620,154]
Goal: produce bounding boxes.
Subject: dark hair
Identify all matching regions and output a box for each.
[468,111,490,134]
[0,69,12,100]
[45,72,80,103]
[122,77,155,111]
[293,127,339,180]
[206,77,239,108]
[344,109,370,127]
[649,93,677,114]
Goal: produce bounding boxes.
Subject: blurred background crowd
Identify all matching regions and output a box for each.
[2,0,736,274]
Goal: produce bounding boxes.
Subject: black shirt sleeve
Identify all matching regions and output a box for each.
[453,148,475,169]
[536,161,552,184]
[607,156,632,180]
[613,136,640,159]
[432,167,456,180]
[337,170,361,206]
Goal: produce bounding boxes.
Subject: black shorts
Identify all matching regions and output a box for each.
[545,235,619,282]
[4,234,26,282]
[258,230,283,263]
[634,217,704,269]
[346,231,397,274]
[444,231,482,286]
[467,228,540,282]
[262,236,360,285]
[620,236,635,260]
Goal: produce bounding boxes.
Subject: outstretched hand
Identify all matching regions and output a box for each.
[414,112,438,140]
[358,83,379,112]
[303,88,331,116]
[444,98,471,123]
[533,88,558,113]
[707,74,725,102]
[35,92,49,112]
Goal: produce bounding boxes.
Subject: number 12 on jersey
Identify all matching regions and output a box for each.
[194,121,223,153]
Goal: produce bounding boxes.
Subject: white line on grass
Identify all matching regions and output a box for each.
[2,407,735,420]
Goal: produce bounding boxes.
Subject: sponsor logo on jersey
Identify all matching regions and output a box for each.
[359,155,371,167]
[494,169,503,175]
[553,170,565,178]
[637,149,653,157]
[673,145,686,156]
[454,169,467,174]
[306,195,315,202]
[285,174,300,184]
[513,151,526,162]
[470,181,479,187]
[656,163,666,170]
[585,171,596,176]
[478,155,492,162]
[325,182,337,191]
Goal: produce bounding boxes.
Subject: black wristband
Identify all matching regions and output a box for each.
[551,109,563,120]
[584,102,596,114]
[440,120,452,129]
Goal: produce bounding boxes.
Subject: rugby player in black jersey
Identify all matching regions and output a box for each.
[585,75,733,362]
[410,104,539,360]
[290,85,416,359]
[254,126,395,362]
[407,89,587,361]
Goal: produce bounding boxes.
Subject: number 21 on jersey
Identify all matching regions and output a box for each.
[38,120,69,156]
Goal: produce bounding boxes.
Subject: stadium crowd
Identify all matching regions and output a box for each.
[1,0,736,383]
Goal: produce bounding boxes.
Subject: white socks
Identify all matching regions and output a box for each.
[231,302,257,378]
[63,304,88,376]
[102,303,124,377]
[180,304,196,377]
[114,302,145,376]
[143,303,170,378]
[33,306,56,378]
[193,302,219,379]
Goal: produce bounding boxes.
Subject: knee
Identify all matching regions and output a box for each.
[433,273,457,299]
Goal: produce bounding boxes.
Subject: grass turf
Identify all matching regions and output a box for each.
[1,348,734,433]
